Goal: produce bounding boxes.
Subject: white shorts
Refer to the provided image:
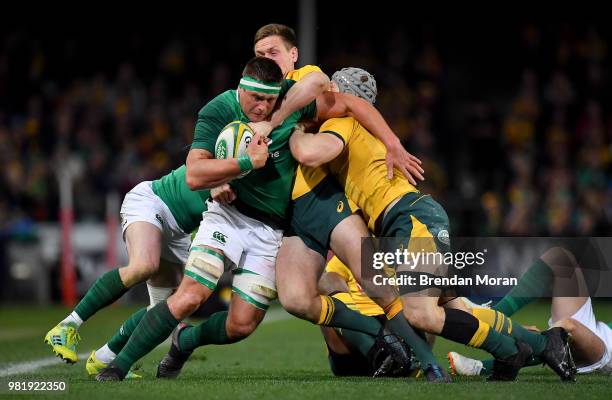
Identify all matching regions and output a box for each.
[190,200,283,282]
[548,298,612,374]
[120,181,191,265]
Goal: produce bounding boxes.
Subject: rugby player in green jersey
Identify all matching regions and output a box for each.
[44,165,209,372]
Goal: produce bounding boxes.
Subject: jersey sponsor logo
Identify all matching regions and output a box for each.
[268,150,280,158]
[212,231,228,244]
[336,200,345,213]
[437,229,450,246]
[216,139,228,159]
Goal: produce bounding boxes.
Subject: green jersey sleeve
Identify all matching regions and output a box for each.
[191,91,236,154]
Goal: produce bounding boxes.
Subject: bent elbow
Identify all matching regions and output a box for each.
[185,171,207,190]
[300,152,325,168]
[314,74,330,94]
[185,174,199,190]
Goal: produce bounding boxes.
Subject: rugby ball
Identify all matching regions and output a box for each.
[214,121,254,178]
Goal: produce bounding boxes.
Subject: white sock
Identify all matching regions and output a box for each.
[61,311,84,328]
[94,344,116,364]
[146,284,175,310]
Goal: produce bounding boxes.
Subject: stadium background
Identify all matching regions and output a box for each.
[1,9,610,303]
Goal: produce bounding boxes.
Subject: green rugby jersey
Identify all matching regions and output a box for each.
[151,165,210,233]
[191,80,316,220]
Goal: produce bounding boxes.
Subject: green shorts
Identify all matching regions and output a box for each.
[377,192,451,253]
[290,175,353,257]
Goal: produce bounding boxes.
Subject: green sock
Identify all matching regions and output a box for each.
[178,311,233,352]
[74,269,127,321]
[113,301,179,374]
[481,329,518,359]
[480,355,541,375]
[493,260,553,317]
[472,308,547,355]
[337,328,377,358]
[107,307,147,354]
[502,320,546,355]
[387,313,439,368]
[318,296,381,336]
[481,359,494,375]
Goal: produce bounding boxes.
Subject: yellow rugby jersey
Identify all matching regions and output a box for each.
[285,64,322,82]
[325,256,384,316]
[284,65,332,200]
[322,117,419,231]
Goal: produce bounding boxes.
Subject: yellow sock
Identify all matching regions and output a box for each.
[472,308,512,335]
[317,295,335,325]
[383,297,403,320]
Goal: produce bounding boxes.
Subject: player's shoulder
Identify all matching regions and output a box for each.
[320,116,358,134]
[286,65,324,82]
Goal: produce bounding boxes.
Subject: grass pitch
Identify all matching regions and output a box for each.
[1,301,611,399]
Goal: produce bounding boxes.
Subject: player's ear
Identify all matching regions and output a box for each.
[290,46,298,63]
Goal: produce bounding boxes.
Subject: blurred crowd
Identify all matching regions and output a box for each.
[0,23,610,237]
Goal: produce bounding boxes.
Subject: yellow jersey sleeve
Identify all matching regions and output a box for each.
[319,117,356,145]
[285,65,323,82]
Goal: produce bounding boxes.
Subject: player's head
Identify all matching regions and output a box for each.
[254,23,298,76]
[238,56,284,122]
[330,67,378,104]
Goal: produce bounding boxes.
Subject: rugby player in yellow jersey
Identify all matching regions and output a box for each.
[290,67,576,382]
[249,24,449,380]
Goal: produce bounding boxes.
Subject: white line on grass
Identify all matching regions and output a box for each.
[0,307,292,377]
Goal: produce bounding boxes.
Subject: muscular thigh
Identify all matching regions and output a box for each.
[276,236,325,299]
[551,297,590,323]
[125,221,163,266]
[330,214,370,283]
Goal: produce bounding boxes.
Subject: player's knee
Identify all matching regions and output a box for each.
[541,247,578,275]
[279,291,317,321]
[171,291,203,319]
[124,260,160,284]
[226,317,259,341]
[279,293,307,318]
